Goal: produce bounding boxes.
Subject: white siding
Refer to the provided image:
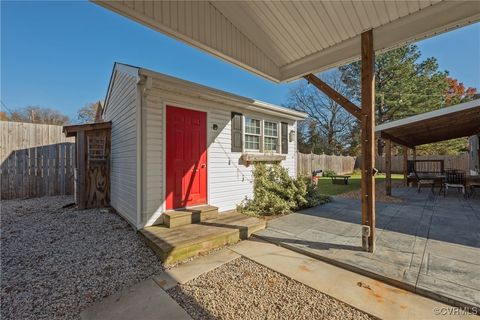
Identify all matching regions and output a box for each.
[208,109,297,212]
[141,79,298,226]
[103,69,139,227]
[141,94,164,226]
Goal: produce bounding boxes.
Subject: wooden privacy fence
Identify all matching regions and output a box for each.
[1,121,75,200]
[375,153,469,173]
[297,152,356,177]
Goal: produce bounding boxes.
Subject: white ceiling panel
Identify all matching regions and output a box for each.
[93,0,480,82]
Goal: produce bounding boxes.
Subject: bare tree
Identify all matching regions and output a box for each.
[286,70,357,155]
[77,101,102,124]
[9,106,70,125]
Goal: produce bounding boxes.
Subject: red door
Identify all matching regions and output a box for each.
[166,106,207,209]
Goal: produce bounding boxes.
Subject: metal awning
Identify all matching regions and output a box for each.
[376,99,480,147]
[92,1,480,83]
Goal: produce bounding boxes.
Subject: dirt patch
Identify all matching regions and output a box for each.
[337,181,404,203]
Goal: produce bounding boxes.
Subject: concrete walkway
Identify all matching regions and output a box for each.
[231,239,474,320]
[80,249,240,320]
[81,236,476,320]
[255,188,480,309]
[80,279,192,320]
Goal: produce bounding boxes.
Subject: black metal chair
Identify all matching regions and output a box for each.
[412,170,435,193]
[444,170,466,197]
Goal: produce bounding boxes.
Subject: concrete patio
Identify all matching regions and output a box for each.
[255,188,480,308]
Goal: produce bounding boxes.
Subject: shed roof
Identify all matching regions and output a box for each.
[93,1,480,82]
[375,99,480,147]
[63,122,112,137]
[104,62,308,121]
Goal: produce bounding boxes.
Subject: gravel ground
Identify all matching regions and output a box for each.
[168,257,376,320]
[1,196,164,320]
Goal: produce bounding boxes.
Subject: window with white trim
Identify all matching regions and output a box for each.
[243,117,280,153]
[263,121,278,152]
[244,117,261,151]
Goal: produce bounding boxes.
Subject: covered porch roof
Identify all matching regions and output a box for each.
[376,99,480,147]
[92,1,480,83]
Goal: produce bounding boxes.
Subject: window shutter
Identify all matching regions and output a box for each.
[231,112,243,152]
[281,122,288,154]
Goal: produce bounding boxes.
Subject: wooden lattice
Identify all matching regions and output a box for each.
[87,136,106,161]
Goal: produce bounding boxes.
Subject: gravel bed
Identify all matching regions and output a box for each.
[168,257,376,320]
[1,196,164,320]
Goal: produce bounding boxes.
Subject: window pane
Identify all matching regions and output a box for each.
[264,121,278,137]
[245,118,260,135]
[245,135,260,150]
[264,137,278,152]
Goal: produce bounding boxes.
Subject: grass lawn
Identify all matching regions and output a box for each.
[317,173,404,196]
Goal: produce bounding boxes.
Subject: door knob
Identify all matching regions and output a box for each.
[201,164,206,168]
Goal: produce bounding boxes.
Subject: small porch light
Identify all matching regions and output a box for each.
[289,130,295,142]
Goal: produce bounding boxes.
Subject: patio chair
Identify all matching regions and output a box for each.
[412,170,435,193]
[444,170,466,197]
[468,184,480,198]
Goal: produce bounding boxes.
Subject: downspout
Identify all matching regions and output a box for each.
[136,74,152,229]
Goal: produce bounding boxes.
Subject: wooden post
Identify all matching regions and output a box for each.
[403,146,408,187]
[385,139,392,196]
[77,130,86,209]
[361,30,376,253]
[413,148,417,161]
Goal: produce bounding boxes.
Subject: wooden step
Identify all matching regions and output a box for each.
[163,205,218,228]
[140,213,266,265]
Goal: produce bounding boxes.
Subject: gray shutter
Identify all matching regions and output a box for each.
[231,112,243,152]
[281,122,288,154]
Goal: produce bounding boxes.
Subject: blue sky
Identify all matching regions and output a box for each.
[2,1,479,121]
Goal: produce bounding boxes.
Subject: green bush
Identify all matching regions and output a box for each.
[237,164,331,216]
[301,177,332,209]
[323,169,336,177]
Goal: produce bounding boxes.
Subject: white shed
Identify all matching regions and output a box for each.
[102,62,307,229]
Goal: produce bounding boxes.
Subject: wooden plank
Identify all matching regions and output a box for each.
[385,139,392,196]
[77,131,86,209]
[66,143,72,195]
[304,73,362,120]
[296,153,356,177]
[360,29,376,253]
[54,144,59,195]
[0,121,74,199]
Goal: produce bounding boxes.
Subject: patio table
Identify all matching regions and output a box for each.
[417,174,445,193]
[466,175,480,197]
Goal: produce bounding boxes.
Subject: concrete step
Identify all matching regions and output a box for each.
[140,213,266,265]
[163,205,218,228]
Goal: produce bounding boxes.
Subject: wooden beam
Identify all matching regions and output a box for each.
[304,73,362,120]
[403,146,409,187]
[385,139,392,196]
[360,29,376,253]
[379,131,413,148]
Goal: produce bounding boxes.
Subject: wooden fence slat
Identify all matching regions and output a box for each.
[297,152,469,177]
[0,121,75,200]
[297,152,356,177]
[375,154,469,173]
